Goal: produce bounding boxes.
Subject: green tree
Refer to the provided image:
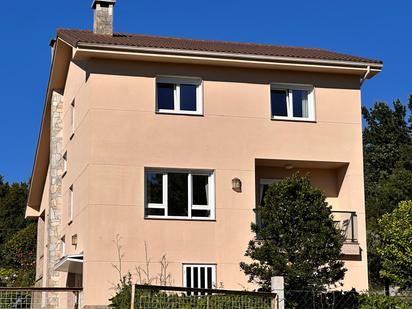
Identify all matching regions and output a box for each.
[362,97,412,227]
[0,176,29,247]
[377,201,412,290]
[240,173,345,291]
[362,97,412,289]
[1,223,37,287]
[0,175,36,286]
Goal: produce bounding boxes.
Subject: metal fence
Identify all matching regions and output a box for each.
[133,285,277,309]
[285,290,359,309]
[0,287,82,309]
[284,290,412,309]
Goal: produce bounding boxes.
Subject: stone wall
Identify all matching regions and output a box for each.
[46,90,64,308]
[93,3,114,35]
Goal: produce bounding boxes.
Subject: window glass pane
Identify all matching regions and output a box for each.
[271,90,288,117]
[186,267,191,288]
[193,267,198,288]
[147,172,163,204]
[180,84,197,111]
[200,267,205,289]
[193,175,208,205]
[292,90,309,118]
[168,173,188,216]
[192,209,211,218]
[207,267,212,289]
[157,83,175,110]
[145,208,165,216]
[260,184,269,206]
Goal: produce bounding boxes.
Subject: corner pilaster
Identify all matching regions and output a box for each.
[46,90,64,308]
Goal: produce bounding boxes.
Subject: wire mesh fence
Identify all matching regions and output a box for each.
[284,290,412,309]
[285,290,359,309]
[134,285,277,309]
[0,288,81,309]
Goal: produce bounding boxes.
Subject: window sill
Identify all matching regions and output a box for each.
[271,117,316,123]
[156,110,204,117]
[145,216,215,222]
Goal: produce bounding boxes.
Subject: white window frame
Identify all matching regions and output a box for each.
[68,185,74,224]
[62,151,68,177]
[156,76,203,115]
[145,169,215,220]
[183,264,216,290]
[270,83,315,121]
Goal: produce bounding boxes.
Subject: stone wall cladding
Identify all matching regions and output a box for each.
[46,90,64,308]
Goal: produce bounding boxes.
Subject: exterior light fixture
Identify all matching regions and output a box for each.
[232,178,242,192]
[72,234,78,246]
[284,164,294,170]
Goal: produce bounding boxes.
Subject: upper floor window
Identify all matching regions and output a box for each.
[271,84,315,121]
[70,100,75,139]
[156,77,203,115]
[145,169,214,220]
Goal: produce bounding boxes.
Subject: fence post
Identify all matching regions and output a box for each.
[130,284,135,309]
[271,276,284,309]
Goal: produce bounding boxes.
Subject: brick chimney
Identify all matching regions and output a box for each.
[92,0,116,35]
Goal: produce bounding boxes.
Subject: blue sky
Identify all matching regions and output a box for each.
[0,0,411,183]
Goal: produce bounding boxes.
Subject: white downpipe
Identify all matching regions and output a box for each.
[360,65,371,86]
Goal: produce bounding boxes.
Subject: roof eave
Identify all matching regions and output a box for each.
[73,41,382,77]
[26,38,73,214]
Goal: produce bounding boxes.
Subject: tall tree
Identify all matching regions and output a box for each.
[362,96,412,290]
[240,173,345,291]
[0,176,29,246]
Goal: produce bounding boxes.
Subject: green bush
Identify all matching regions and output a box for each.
[109,274,133,309]
[359,294,410,309]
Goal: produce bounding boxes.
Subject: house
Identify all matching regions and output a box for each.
[25,0,382,307]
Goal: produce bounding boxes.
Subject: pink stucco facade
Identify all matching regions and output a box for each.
[27,35,380,307]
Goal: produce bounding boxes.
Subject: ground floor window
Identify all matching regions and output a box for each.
[183,264,216,292]
[145,169,215,220]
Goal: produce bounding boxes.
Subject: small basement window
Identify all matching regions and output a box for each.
[183,264,216,293]
[156,77,203,115]
[145,169,214,220]
[271,84,315,121]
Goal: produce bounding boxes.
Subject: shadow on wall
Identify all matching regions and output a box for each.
[72,58,361,90]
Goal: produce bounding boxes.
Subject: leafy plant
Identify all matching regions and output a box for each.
[240,173,345,291]
[358,293,410,309]
[378,201,412,290]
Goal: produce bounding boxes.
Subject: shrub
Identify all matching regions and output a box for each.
[358,294,410,309]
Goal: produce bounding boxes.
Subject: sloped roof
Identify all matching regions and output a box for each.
[57,29,382,65]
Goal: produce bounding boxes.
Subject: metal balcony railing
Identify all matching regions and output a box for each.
[331,211,358,243]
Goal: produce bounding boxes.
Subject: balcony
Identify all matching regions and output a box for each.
[332,211,360,256]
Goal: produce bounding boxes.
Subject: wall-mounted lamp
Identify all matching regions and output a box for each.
[71,234,78,246]
[232,178,242,192]
[284,164,294,170]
